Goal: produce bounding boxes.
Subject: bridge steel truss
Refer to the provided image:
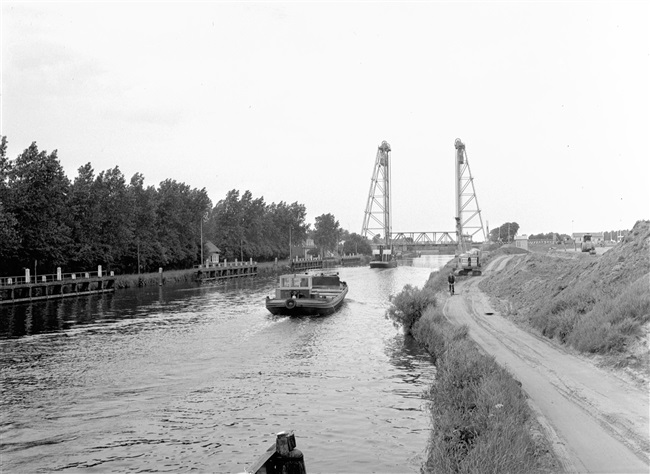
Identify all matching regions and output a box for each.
[390,231,456,246]
[454,138,486,252]
[361,141,392,244]
[361,139,486,250]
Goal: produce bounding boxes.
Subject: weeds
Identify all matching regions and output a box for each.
[422,326,538,473]
[566,278,650,353]
[529,275,650,353]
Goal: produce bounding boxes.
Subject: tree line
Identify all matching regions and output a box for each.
[0,137,372,277]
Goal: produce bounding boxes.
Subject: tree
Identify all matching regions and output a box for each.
[7,142,72,273]
[342,232,372,255]
[68,163,101,269]
[211,189,244,261]
[313,213,340,256]
[267,200,309,259]
[489,222,520,243]
[94,167,134,271]
[127,173,159,273]
[0,137,20,268]
[156,179,211,268]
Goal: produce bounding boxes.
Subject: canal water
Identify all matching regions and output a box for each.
[1,256,451,473]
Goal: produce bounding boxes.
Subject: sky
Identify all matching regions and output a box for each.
[2,1,649,238]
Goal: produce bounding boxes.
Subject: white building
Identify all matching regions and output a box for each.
[514,234,529,250]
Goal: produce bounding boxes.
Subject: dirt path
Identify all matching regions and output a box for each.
[444,256,650,473]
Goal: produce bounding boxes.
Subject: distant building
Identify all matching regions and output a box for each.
[291,239,317,259]
[204,241,221,265]
[572,232,604,244]
[514,234,529,250]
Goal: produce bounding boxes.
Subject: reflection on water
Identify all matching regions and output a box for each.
[0,256,451,472]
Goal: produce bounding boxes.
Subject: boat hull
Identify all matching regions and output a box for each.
[266,286,348,316]
[369,260,397,269]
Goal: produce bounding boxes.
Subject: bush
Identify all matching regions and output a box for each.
[567,279,650,353]
[385,284,437,335]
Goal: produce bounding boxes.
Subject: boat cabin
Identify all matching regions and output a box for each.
[274,273,341,300]
[372,245,393,262]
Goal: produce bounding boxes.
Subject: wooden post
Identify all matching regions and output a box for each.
[274,431,306,474]
[98,265,102,278]
[57,267,62,281]
[159,267,163,286]
[25,269,30,284]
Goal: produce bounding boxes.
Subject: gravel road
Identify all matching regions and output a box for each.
[444,255,650,473]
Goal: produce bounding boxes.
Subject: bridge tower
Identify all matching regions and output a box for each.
[454,138,486,254]
[362,141,392,246]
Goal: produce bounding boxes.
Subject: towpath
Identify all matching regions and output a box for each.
[444,255,650,473]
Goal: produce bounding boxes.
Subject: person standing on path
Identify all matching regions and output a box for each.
[447,272,456,295]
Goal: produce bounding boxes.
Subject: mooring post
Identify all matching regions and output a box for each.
[275,431,306,474]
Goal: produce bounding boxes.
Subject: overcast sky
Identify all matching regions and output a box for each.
[2,1,648,237]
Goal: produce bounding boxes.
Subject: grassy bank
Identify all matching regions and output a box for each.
[480,219,650,381]
[387,264,557,473]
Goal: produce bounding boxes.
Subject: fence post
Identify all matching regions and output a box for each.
[25,269,30,284]
[98,265,102,278]
[159,267,163,286]
[57,267,62,281]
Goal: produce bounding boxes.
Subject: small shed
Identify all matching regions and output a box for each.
[514,234,529,250]
[204,241,221,265]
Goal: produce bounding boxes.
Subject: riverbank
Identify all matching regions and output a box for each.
[113,260,295,288]
[113,257,371,289]
[387,259,561,473]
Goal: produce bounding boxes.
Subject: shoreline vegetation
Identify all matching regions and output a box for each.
[387,260,560,473]
[112,259,297,289]
[112,258,372,289]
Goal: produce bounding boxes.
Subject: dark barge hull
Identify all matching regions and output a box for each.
[265,287,348,317]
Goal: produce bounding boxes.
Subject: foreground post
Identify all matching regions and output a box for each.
[275,431,306,474]
[246,430,306,474]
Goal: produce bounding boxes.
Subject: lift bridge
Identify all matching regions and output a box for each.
[361,139,486,255]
